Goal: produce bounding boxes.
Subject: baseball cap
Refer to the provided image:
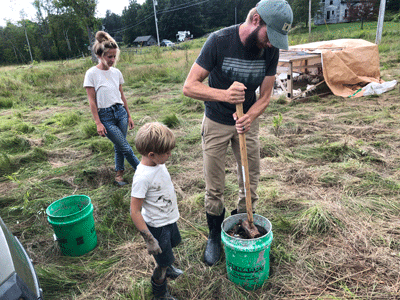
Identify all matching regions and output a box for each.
[256,0,293,50]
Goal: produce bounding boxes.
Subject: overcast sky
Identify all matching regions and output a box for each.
[1,0,145,27]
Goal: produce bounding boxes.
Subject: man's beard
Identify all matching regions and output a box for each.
[244,26,263,57]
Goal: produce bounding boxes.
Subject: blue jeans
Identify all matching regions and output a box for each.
[98,104,140,171]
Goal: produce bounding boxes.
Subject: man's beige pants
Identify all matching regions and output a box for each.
[201,116,260,216]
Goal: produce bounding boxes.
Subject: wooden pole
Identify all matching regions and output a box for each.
[235,103,254,225]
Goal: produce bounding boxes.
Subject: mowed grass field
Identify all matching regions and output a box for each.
[1,21,400,299]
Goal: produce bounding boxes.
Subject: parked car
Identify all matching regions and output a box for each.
[160,39,175,47]
[0,216,43,300]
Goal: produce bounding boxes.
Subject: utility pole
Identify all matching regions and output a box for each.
[308,0,312,36]
[153,0,160,47]
[375,0,386,44]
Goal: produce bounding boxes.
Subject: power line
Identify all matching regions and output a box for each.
[106,0,211,35]
[111,14,155,34]
[158,0,211,14]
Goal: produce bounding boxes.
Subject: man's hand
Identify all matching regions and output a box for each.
[233,113,252,133]
[140,230,162,255]
[226,81,246,105]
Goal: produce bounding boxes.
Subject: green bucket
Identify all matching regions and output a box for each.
[46,195,97,257]
[221,213,273,290]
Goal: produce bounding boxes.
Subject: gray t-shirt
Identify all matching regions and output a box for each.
[196,24,279,125]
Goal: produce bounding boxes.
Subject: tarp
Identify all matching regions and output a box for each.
[289,39,383,98]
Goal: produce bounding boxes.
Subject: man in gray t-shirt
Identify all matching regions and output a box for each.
[183,0,293,267]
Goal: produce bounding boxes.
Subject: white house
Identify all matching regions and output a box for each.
[314,0,352,25]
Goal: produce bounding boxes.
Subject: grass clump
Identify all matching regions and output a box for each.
[0,97,13,108]
[80,122,98,139]
[295,204,338,235]
[0,153,13,177]
[0,136,31,153]
[162,114,180,128]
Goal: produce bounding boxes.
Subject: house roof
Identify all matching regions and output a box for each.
[133,35,154,42]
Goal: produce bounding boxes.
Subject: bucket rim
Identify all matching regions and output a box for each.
[47,203,93,226]
[46,195,91,218]
[221,213,272,241]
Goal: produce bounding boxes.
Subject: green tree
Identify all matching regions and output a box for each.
[2,23,30,64]
[55,0,100,61]
[346,0,379,29]
[386,0,400,13]
[121,0,146,45]
[33,0,88,60]
[158,0,205,41]
[288,0,320,27]
[103,10,123,43]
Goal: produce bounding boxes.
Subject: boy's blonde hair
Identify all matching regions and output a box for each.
[135,122,176,155]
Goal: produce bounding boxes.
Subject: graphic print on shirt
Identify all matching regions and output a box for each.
[152,183,174,215]
[221,57,266,86]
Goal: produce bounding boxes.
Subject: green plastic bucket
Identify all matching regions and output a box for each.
[46,195,97,257]
[221,213,273,290]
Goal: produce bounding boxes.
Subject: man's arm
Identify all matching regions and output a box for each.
[183,62,246,105]
[233,75,275,133]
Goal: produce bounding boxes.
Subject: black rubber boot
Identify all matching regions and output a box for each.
[166,265,184,279]
[151,277,177,300]
[204,209,225,266]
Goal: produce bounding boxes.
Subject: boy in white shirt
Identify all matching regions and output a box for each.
[130,122,182,300]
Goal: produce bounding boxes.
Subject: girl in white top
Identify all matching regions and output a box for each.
[83,31,140,186]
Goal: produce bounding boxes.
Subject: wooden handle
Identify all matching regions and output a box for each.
[236,103,254,225]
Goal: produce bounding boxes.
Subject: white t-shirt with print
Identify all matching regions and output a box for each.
[131,163,179,228]
[83,66,124,109]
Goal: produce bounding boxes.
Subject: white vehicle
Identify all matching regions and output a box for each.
[160,39,175,47]
[176,31,191,42]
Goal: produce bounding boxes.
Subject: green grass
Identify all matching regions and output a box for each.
[1,20,400,299]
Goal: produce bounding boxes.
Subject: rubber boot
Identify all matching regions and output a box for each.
[151,277,177,300]
[166,265,184,280]
[114,170,127,186]
[204,209,225,266]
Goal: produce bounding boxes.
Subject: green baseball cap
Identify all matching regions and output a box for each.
[256,0,293,50]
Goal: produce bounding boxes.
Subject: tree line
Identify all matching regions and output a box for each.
[0,0,399,65]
